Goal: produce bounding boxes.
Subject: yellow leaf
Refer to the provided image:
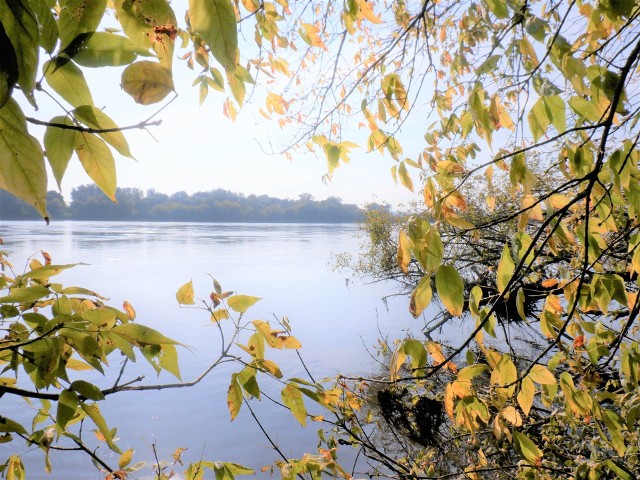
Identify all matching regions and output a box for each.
[517,376,535,416]
[397,230,411,274]
[426,341,446,365]
[409,275,432,318]
[176,280,195,305]
[435,265,464,316]
[444,383,455,419]
[66,358,94,371]
[74,132,117,202]
[501,406,522,426]
[121,61,175,105]
[497,245,515,294]
[528,364,557,385]
[358,0,381,23]
[227,374,243,421]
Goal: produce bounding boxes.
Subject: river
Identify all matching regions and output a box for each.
[0,221,422,479]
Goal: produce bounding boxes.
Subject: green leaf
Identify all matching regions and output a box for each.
[221,463,254,476]
[157,344,181,379]
[74,131,117,202]
[526,17,548,42]
[569,96,603,123]
[527,97,549,142]
[457,364,489,381]
[121,60,175,105]
[227,373,242,421]
[514,431,543,465]
[56,389,79,431]
[73,32,152,67]
[435,265,464,316]
[0,286,51,304]
[119,449,134,470]
[325,144,340,174]
[0,99,48,218]
[58,0,107,51]
[227,295,261,313]
[24,263,79,280]
[44,116,76,189]
[281,384,307,426]
[30,0,59,54]
[497,244,515,294]
[402,339,427,371]
[485,0,508,18]
[176,280,195,305]
[189,0,238,70]
[70,380,105,401]
[409,275,432,318]
[543,95,566,133]
[111,323,179,346]
[80,403,121,453]
[0,417,27,435]
[425,227,444,273]
[73,105,134,159]
[476,55,500,75]
[43,58,94,108]
[237,367,260,399]
[0,0,38,104]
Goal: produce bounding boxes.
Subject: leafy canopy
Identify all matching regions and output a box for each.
[2,0,640,479]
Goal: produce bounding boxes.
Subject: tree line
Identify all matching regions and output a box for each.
[0,184,364,223]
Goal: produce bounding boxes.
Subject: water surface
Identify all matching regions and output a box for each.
[0,222,422,478]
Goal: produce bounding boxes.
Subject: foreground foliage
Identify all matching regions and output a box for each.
[2,0,640,479]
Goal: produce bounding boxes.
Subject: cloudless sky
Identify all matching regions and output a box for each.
[32,5,422,208]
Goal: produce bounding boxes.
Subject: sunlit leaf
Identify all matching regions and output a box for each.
[528,364,556,385]
[227,373,242,420]
[73,106,134,159]
[397,230,411,274]
[409,275,432,318]
[517,376,535,416]
[111,323,179,346]
[497,244,515,294]
[74,131,117,202]
[281,384,306,426]
[0,286,50,304]
[514,431,543,465]
[44,58,95,109]
[227,295,261,313]
[58,0,107,51]
[176,280,195,305]
[73,32,152,67]
[81,403,121,453]
[44,116,76,189]
[118,449,134,469]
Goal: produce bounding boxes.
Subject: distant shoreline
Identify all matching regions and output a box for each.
[0,184,388,224]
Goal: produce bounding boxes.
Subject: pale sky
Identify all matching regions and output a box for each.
[34,33,421,208]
